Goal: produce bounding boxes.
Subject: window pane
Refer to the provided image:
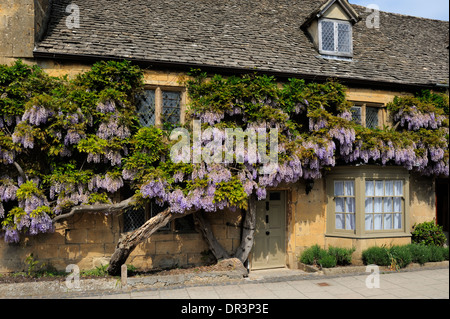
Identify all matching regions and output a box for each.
[385,181,394,196]
[374,214,382,230]
[365,181,374,196]
[365,214,373,230]
[336,214,345,229]
[365,198,373,213]
[375,181,384,196]
[393,198,401,212]
[345,181,354,196]
[384,214,393,230]
[162,91,181,124]
[394,213,402,229]
[374,198,382,213]
[150,201,170,230]
[346,197,355,213]
[123,207,146,232]
[394,180,403,196]
[136,90,156,127]
[384,197,393,212]
[334,181,344,196]
[336,198,345,212]
[366,107,379,129]
[346,214,355,230]
[337,23,351,53]
[175,214,196,232]
[321,20,335,51]
[351,106,362,124]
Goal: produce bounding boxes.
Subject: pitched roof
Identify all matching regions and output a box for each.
[34,0,449,88]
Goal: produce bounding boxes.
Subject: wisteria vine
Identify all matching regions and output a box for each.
[0,61,448,244]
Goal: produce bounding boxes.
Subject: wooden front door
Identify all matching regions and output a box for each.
[251,190,286,270]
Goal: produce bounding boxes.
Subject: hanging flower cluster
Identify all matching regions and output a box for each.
[0,60,448,244]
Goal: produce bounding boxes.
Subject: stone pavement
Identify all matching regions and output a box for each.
[84,267,449,300]
[1,264,448,300]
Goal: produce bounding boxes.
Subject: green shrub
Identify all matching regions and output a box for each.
[327,246,355,266]
[388,245,412,269]
[299,244,327,265]
[363,244,449,269]
[362,246,390,266]
[407,244,432,265]
[318,255,337,268]
[428,245,446,262]
[411,221,447,246]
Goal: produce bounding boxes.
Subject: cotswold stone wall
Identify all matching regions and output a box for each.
[0,0,51,63]
[0,208,242,274]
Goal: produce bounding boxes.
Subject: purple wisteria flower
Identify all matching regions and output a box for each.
[96,100,116,113]
[22,105,52,126]
[2,227,20,243]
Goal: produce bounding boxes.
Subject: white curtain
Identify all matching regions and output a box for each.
[334,181,344,196]
[384,197,393,212]
[336,214,344,229]
[365,180,403,231]
[374,198,382,213]
[365,181,374,196]
[346,198,355,213]
[346,214,355,230]
[375,181,384,196]
[365,198,372,212]
[394,213,402,229]
[374,214,382,230]
[335,198,344,212]
[384,214,392,229]
[345,181,354,196]
[365,214,373,230]
[393,198,401,212]
[394,180,403,196]
[385,181,393,196]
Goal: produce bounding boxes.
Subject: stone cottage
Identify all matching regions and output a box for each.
[0,0,448,273]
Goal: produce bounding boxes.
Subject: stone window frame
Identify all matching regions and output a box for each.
[349,101,387,129]
[136,85,187,128]
[326,166,410,239]
[318,18,353,58]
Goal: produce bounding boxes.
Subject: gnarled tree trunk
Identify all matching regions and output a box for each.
[234,194,257,264]
[193,211,230,261]
[107,208,194,276]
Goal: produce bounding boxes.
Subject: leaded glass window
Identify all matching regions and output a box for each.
[162,91,181,125]
[136,89,156,127]
[350,106,362,125]
[366,107,379,129]
[123,206,147,232]
[123,201,170,232]
[337,23,351,53]
[319,19,352,57]
[321,21,335,52]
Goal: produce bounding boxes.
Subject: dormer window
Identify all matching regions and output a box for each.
[319,19,352,57]
[301,0,360,59]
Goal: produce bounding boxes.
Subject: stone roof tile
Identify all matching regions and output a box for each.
[34,0,449,87]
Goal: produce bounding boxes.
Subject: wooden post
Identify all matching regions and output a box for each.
[121,264,127,287]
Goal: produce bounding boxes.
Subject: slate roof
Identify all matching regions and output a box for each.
[34,0,449,88]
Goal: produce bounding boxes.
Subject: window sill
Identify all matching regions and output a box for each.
[318,54,353,61]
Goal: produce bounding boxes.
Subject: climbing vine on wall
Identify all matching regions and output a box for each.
[0,60,448,243]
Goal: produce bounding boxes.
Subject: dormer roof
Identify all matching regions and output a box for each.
[302,0,361,29]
